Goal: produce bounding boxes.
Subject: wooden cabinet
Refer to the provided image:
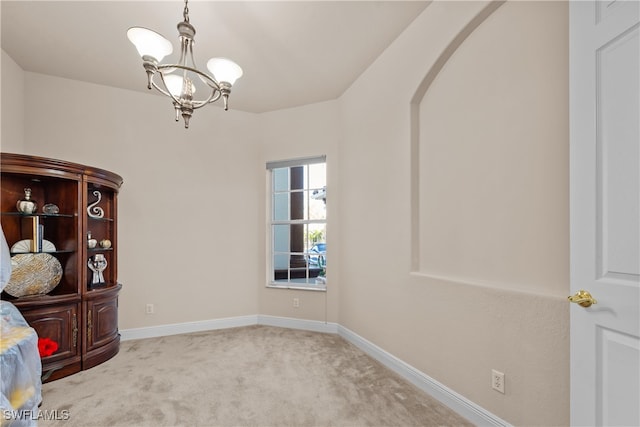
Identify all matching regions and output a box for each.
[1,153,123,382]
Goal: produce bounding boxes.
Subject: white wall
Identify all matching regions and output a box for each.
[338,1,569,425]
[417,2,568,296]
[20,72,262,329]
[257,101,341,324]
[1,50,25,153]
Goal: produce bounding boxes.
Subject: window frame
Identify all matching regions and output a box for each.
[266,156,327,291]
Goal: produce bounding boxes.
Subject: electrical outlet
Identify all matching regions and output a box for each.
[145,303,155,314]
[293,298,300,308]
[491,369,505,394]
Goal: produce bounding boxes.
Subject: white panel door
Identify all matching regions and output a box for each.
[570,1,640,426]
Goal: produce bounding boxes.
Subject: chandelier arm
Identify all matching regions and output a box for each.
[177,85,216,110]
[158,62,225,94]
[157,64,221,91]
[176,39,188,70]
[190,90,222,109]
[151,66,222,108]
[188,38,198,70]
[206,90,223,104]
[187,41,211,88]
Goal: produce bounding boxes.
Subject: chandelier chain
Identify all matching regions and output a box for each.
[183,0,190,23]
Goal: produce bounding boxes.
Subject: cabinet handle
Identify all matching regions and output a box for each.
[87,309,92,343]
[72,313,78,348]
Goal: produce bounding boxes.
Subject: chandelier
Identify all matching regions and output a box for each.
[127,0,243,128]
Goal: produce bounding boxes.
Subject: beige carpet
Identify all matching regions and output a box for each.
[40,325,472,426]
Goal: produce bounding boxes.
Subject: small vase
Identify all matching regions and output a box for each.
[87,232,97,249]
[16,188,37,214]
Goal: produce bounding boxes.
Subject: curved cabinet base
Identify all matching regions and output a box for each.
[42,362,82,383]
[84,335,120,371]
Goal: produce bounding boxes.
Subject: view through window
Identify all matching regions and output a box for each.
[268,156,326,289]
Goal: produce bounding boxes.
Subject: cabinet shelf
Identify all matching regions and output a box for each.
[9,250,75,256]
[87,217,114,222]
[1,212,76,218]
[87,282,114,291]
[86,283,122,295]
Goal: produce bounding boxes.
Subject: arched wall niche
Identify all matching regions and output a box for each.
[410,0,504,272]
[409,0,569,296]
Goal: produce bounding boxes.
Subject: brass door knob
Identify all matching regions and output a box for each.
[568,290,597,308]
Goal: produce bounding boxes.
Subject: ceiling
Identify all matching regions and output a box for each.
[1,1,428,113]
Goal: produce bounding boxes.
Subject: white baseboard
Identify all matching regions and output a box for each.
[257,314,338,334]
[120,315,258,341]
[337,324,511,427]
[121,314,336,341]
[121,315,508,426]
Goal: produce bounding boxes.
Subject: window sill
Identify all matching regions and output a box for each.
[267,282,327,292]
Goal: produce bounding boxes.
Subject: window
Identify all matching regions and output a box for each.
[267,156,326,290]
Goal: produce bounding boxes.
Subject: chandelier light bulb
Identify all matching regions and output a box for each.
[126,27,173,62]
[206,58,243,86]
[163,74,196,97]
